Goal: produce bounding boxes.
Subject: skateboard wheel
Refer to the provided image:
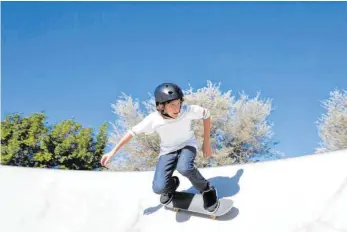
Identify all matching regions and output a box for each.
[174,208,179,212]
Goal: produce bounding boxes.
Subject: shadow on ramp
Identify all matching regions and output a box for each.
[143,204,163,215]
[143,168,244,220]
[184,169,244,199]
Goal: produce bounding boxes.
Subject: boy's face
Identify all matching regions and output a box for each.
[164,99,181,118]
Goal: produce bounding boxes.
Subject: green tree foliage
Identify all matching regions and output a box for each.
[1,112,108,170]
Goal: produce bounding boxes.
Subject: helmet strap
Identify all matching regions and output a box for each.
[161,110,174,119]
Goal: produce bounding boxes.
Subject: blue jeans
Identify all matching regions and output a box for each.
[152,145,209,194]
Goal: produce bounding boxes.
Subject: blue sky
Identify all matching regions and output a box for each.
[2,2,347,158]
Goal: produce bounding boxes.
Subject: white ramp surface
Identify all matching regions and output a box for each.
[1,149,347,232]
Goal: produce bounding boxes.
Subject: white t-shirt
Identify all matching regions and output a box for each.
[128,104,210,156]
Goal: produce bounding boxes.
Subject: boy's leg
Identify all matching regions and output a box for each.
[176,145,219,212]
[152,152,180,204]
[176,146,209,192]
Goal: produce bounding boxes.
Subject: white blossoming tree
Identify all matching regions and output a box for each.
[316,89,347,153]
[108,81,282,171]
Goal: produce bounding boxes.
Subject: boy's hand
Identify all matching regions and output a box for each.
[203,142,212,158]
[100,152,114,167]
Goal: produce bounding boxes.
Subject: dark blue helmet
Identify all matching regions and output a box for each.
[154,83,184,104]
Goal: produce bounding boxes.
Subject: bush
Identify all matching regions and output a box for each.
[316,89,347,153]
[1,112,108,170]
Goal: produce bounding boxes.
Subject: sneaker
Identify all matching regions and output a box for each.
[160,192,173,205]
[160,176,180,205]
[201,183,220,212]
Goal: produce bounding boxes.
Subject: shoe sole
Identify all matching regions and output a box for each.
[161,194,174,205]
[206,199,220,213]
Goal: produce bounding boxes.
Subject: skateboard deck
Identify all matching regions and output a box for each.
[165,191,233,219]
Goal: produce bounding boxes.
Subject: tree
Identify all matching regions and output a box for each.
[1,112,108,170]
[109,81,282,171]
[316,89,347,153]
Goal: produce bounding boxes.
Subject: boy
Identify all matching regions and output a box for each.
[100,83,219,212]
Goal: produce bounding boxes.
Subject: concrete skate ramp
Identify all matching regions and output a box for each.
[1,149,346,232]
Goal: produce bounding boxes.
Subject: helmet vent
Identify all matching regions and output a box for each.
[168,91,173,95]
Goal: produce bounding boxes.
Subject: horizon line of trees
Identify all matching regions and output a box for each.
[1,81,346,171]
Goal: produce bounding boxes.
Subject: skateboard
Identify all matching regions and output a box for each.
[165,191,233,219]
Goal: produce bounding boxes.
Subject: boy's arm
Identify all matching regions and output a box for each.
[101,132,134,167]
[110,131,133,156]
[202,109,212,158]
[110,113,155,156]
[187,105,212,157]
[203,111,211,143]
